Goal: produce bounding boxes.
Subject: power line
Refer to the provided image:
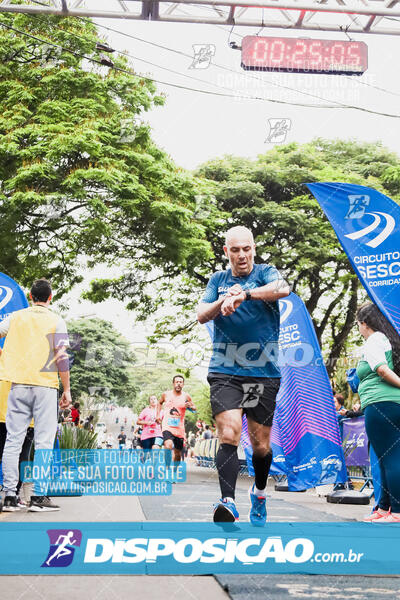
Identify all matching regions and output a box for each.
[1,18,400,117]
[29,0,342,108]
[85,18,355,108]
[85,14,400,111]
[45,15,344,108]
[0,21,287,102]
[0,20,346,108]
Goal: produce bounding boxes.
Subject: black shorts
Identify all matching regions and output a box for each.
[140,437,155,450]
[162,430,184,450]
[207,372,280,427]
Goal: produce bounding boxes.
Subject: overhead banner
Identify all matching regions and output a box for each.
[307,182,400,335]
[0,272,28,348]
[205,293,347,489]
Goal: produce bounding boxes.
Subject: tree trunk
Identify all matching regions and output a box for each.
[326,277,359,377]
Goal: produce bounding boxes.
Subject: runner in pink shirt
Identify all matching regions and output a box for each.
[137,396,163,449]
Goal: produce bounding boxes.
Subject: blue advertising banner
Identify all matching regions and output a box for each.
[0,272,28,348]
[307,182,400,335]
[0,522,399,575]
[273,293,347,490]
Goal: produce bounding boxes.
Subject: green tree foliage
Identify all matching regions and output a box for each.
[0,12,210,293]
[67,317,137,405]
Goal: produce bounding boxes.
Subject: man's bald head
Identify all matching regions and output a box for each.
[224,226,254,247]
[223,226,256,276]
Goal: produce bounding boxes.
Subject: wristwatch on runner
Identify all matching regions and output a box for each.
[245,289,252,301]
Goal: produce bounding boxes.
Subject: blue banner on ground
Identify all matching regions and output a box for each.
[0,522,399,575]
[0,272,28,348]
[307,182,400,335]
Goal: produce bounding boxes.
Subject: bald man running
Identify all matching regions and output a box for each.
[197,226,290,525]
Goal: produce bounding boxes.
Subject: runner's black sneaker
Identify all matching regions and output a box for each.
[3,496,21,512]
[28,496,60,512]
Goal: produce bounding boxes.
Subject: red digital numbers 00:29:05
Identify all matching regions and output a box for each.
[241,36,368,75]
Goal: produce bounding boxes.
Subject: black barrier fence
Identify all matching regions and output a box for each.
[194,438,248,474]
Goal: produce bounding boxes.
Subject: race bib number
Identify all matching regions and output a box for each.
[167,417,180,428]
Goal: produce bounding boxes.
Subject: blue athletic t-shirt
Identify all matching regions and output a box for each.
[202,263,282,378]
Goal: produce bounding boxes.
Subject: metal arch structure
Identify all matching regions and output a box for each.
[2,0,400,35]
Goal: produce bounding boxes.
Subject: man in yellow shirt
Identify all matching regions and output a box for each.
[0,279,71,512]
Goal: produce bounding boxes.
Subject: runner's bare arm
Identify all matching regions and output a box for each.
[185,394,196,411]
[246,279,290,301]
[197,283,242,324]
[197,297,226,324]
[376,364,400,388]
[56,346,72,408]
[221,280,290,316]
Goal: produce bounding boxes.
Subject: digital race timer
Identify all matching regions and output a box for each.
[241,36,368,75]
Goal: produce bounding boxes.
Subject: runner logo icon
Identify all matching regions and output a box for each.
[41,529,82,568]
[0,286,13,311]
[345,194,370,219]
[241,383,264,408]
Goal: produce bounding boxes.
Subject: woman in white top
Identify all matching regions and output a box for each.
[356,302,400,523]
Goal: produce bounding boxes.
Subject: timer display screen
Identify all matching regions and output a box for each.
[241,36,368,75]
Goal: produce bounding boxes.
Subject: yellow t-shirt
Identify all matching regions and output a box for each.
[0,306,69,389]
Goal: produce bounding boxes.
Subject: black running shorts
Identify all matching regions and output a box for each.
[207,372,280,427]
[140,437,155,450]
[162,430,184,450]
